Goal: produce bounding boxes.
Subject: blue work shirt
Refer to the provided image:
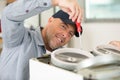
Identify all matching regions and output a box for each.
[0,0,52,80]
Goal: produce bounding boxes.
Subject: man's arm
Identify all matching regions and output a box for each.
[6,0,82,22]
[1,0,83,47]
[5,0,52,21]
[1,0,52,47]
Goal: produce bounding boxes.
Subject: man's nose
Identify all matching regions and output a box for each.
[62,32,69,38]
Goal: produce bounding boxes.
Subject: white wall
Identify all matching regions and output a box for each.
[24,15,39,28]
[40,8,54,27]
[68,0,120,51]
[0,0,6,19]
[70,23,120,51]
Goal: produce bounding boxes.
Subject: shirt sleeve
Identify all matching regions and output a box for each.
[1,0,52,47]
[6,0,52,21]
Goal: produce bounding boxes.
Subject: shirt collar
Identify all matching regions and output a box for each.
[35,26,45,46]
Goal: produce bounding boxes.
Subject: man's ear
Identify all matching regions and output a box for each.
[48,17,54,23]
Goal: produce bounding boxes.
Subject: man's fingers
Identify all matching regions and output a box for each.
[71,7,79,22]
[58,0,83,22]
[76,8,83,22]
[68,4,76,20]
[70,5,83,22]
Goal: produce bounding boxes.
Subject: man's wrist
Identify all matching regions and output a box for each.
[51,0,59,6]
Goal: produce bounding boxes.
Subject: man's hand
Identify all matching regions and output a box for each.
[7,0,16,4]
[109,41,120,49]
[52,0,83,23]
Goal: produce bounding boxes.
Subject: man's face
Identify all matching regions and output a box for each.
[45,17,75,50]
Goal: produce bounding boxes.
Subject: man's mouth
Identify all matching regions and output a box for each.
[55,35,64,44]
[57,37,64,43]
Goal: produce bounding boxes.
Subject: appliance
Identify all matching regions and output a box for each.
[76,54,120,80]
[30,48,120,80]
[51,48,94,71]
[30,48,94,80]
[92,44,120,56]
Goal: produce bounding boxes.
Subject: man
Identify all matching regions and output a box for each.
[0,0,83,80]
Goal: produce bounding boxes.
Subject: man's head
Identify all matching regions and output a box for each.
[42,10,82,51]
[52,10,82,37]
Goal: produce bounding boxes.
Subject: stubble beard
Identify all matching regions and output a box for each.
[49,39,58,50]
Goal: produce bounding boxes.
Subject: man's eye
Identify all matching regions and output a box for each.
[61,25,66,29]
[70,32,74,37]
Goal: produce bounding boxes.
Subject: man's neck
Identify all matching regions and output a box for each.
[41,27,53,52]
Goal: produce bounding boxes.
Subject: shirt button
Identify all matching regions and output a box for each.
[26,10,29,13]
[43,2,47,6]
[18,23,21,26]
